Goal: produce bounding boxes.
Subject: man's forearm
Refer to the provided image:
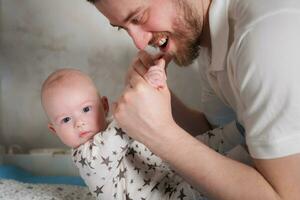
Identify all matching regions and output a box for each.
[171,91,211,136]
[150,123,281,200]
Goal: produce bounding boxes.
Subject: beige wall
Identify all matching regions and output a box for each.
[0,0,202,152]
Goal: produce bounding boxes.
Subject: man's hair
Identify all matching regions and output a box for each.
[86,0,98,4]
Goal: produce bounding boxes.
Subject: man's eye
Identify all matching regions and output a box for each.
[83,106,91,113]
[114,26,124,31]
[132,11,147,25]
[62,117,71,124]
[132,14,144,25]
[131,17,140,25]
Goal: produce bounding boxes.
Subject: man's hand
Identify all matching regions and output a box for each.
[113,51,174,146]
[125,50,171,85]
[125,50,154,86]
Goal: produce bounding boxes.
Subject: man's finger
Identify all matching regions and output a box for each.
[153,53,172,65]
[138,50,155,69]
[129,69,146,89]
[133,58,148,76]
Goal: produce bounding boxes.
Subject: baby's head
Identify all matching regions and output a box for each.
[41,68,109,148]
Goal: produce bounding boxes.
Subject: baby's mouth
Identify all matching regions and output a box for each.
[79,131,90,137]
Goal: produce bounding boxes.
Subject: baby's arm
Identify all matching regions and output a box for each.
[196,121,246,156]
[144,58,167,89]
[72,119,133,199]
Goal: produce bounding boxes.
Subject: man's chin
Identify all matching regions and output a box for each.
[174,55,195,67]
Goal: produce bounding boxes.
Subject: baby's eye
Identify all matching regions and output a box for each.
[62,117,71,124]
[83,106,91,113]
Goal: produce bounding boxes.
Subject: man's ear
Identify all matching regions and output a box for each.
[101,96,109,116]
[48,123,57,134]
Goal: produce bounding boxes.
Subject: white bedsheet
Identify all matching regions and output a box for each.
[0,179,95,200]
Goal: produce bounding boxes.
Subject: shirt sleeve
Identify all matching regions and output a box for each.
[72,119,133,198]
[232,11,300,158]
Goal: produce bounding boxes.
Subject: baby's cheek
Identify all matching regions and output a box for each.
[93,116,105,132]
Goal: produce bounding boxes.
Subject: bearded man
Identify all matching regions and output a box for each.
[86,0,300,199]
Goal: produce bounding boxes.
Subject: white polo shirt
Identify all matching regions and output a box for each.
[199,0,300,159]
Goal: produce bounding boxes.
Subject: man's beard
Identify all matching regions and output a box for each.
[171,1,204,66]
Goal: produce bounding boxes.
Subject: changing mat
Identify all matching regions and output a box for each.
[0,165,94,200]
[0,164,85,186]
[0,179,94,200]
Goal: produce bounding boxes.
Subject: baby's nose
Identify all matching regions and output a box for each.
[75,120,85,128]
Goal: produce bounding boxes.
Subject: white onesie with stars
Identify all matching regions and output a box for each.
[72,119,207,200]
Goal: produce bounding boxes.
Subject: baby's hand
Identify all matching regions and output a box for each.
[144,59,167,89]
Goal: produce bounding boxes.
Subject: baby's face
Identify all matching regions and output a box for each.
[44,78,108,148]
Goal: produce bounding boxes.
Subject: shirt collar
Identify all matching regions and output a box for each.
[209,0,230,71]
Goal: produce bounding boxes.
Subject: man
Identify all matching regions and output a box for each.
[87,0,300,199]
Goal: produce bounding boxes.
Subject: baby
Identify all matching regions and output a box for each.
[41,64,245,199]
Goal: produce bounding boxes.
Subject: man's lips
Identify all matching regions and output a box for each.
[159,38,169,52]
[79,131,90,137]
[150,34,169,50]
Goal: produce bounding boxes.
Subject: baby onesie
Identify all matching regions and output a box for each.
[72,119,206,200]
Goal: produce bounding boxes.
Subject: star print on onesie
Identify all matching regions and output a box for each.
[72,118,207,200]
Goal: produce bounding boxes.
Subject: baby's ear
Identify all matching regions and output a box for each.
[47,123,57,134]
[101,96,109,116]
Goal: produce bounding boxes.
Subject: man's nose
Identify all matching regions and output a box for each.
[127,26,152,50]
